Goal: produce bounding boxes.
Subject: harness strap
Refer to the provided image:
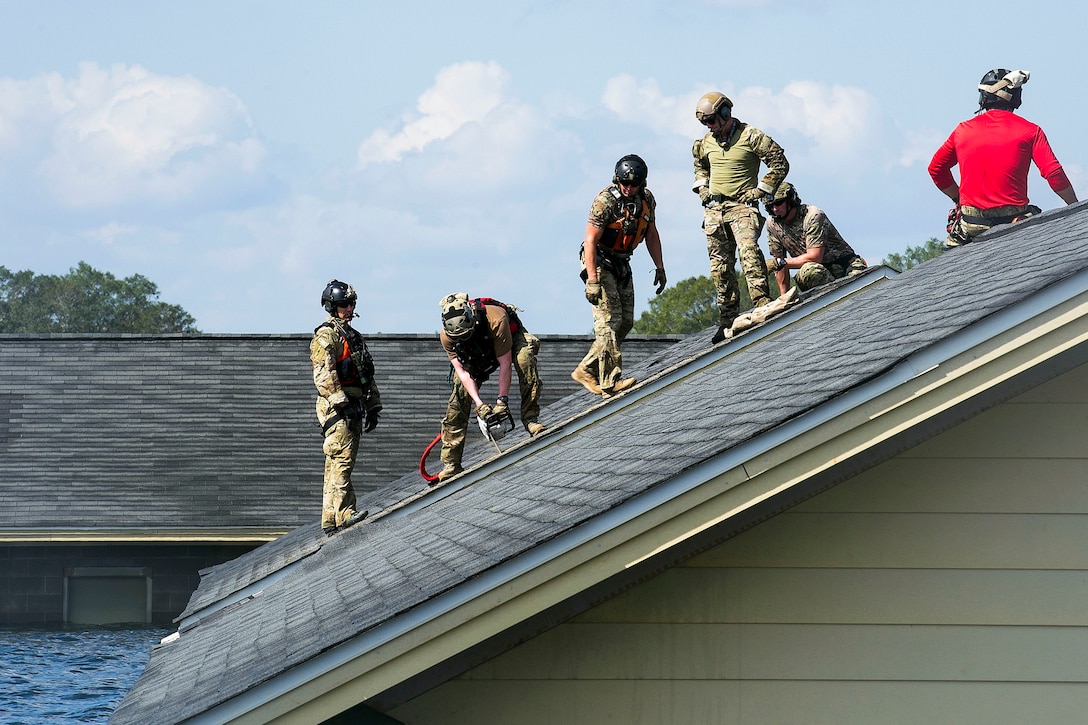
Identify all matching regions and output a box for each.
[322,403,362,434]
[322,411,344,434]
[961,212,1021,226]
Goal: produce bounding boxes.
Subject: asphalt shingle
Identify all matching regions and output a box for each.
[112,202,1088,724]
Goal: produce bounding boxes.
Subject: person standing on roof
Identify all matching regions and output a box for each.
[692,91,790,344]
[310,280,382,536]
[571,154,666,398]
[764,183,867,293]
[437,293,544,482]
[929,69,1078,249]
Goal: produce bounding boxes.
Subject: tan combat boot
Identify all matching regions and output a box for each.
[437,462,463,482]
[602,377,636,398]
[571,367,602,395]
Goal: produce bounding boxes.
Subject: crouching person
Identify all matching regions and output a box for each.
[764,183,866,293]
[437,293,545,482]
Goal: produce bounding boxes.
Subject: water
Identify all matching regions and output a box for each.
[0,625,168,724]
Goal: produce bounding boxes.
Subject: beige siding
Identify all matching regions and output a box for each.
[389,366,1088,724]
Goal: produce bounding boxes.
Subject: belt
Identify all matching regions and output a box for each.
[960,204,1037,227]
[961,212,1019,226]
[706,194,734,205]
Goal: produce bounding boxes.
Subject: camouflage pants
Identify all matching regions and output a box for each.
[577,262,635,391]
[441,330,542,467]
[703,202,770,327]
[795,256,867,291]
[316,396,360,529]
[946,203,1041,248]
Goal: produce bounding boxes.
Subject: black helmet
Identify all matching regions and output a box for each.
[613,154,648,186]
[764,182,801,215]
[978,68,1028,111]
[321,279,357,313]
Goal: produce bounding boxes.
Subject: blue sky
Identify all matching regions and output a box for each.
[1,0,1083,334]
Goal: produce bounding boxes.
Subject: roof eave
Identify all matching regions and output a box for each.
[0,528,288,544]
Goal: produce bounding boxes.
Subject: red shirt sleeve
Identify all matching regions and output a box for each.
[1031,127,1074,194]
[928,133,958,192]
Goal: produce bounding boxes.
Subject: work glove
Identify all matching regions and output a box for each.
[585,281,602,304]
[738,188,765,205]
[698,188,711,207]
[476,403,494,422]
[653,268,667,295]
[768,257,787,273]
[364,409,380,433]
[492,399,510,419]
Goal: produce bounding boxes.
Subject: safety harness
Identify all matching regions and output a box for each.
[600,186,651,253]
[579,188,651,287]
[450,298,522,384]
[316,318,377,433]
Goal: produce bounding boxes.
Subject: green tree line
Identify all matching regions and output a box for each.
[0,262,199,333]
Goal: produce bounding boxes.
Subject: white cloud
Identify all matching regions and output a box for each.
[601,75,691,135]
[601,75,894,180]
[81,221,139,245]
[357,60,509,166]
[0,62,266,208]
[737,81,882,158]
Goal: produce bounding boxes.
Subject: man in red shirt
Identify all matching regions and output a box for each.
[929,69,1078,248]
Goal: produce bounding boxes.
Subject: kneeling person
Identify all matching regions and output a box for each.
[764,183,866,293]
[437,293,545,482]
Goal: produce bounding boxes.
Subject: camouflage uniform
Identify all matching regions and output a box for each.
[692,121,789,327]
[946,203,1042,248]
[766,204,866,291]
[578,185,657,391]
[310,317,382,531]
[440,303,541,469]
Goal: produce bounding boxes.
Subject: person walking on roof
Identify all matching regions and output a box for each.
[571,154,666,398]
[929,68,1078,249]
[692,91,789,344]
[310,280,382,536]
[764,183,867,293]
[437,293,544,482]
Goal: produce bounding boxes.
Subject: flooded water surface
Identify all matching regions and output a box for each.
[0,625,168,724]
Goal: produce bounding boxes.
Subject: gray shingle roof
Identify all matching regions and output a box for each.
[111,202,1088,724]
[0,332,680,531]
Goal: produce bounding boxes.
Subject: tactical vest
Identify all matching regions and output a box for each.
[451,298,521,383]
[599,187,651,254]
[316,320,374,387]
[699,122,761,198]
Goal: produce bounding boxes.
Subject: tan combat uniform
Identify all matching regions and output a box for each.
[578,185,656,392]
[766,204,866,291]
[439,302,541,469]
[693,121,789,327]
[310,317,382,531]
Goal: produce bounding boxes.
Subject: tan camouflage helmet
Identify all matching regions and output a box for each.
[695,91,733,123]
[764,182,801,214]
[439,292,475,341]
